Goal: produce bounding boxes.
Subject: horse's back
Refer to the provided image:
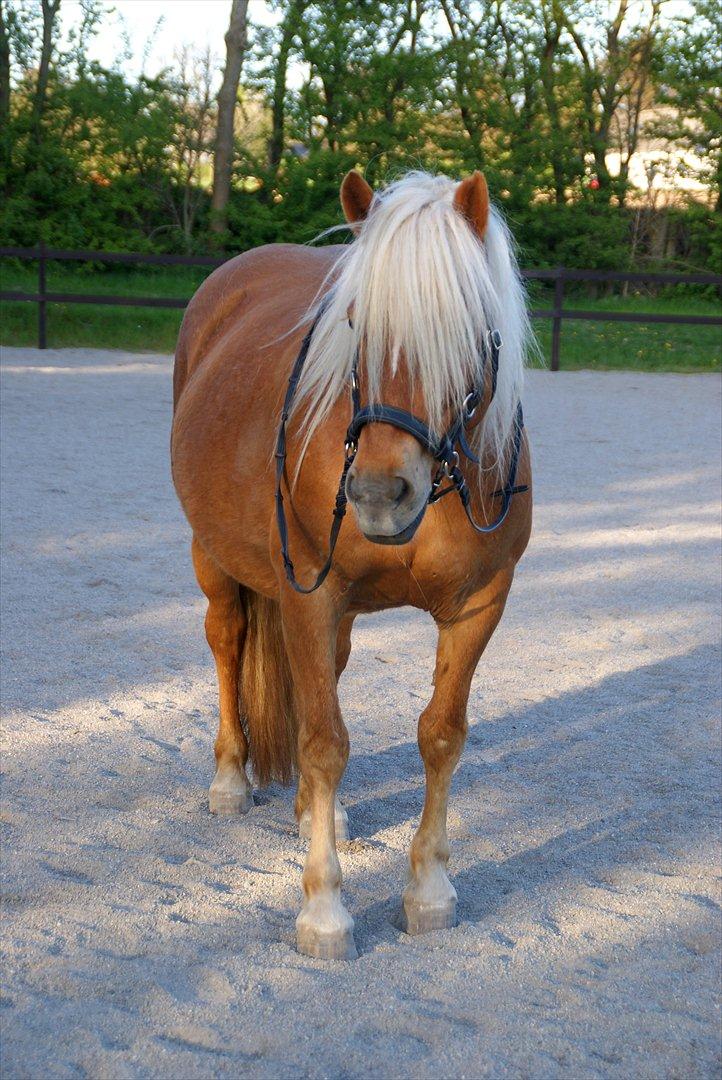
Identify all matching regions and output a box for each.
[173,243,339,411]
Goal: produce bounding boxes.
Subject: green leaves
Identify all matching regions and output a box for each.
[0,0,719,267]
[653,0,722,209]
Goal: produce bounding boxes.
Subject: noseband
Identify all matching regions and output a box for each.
[275,309,528,594]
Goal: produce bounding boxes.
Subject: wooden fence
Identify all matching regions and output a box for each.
[1,244,720,369]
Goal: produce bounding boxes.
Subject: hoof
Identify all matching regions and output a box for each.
[209,767,252,816]
[296,897,356,960]
[296,924,357,961]
[298,803,349,842]
[401,897,457,935]
[209,788,252,815]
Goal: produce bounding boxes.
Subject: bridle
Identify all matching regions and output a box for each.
[275,308,528,594]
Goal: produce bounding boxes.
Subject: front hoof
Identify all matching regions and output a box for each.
[296,899,356,960]
[209,768,252,816]
[296,924,357,961]
[402,897,457,934]
[298,802,349,842]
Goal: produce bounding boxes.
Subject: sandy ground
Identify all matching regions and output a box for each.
[1,346,720,1080]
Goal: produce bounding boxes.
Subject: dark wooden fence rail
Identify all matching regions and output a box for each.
[2,244,721,368]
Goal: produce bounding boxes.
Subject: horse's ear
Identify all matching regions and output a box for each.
[453,171,490,239]
[340,171,374,224]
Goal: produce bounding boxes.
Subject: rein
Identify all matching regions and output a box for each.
[275,312,528,594]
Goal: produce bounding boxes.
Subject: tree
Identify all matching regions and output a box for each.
[437,1,550,202]
[655,0,722,210]
[438,0,502,171]
[267,0,305,176]
[169,47,217,248]
[535,0,575,204]
[562,0,663,203]
[32,0,61,145]
[211,0,249,239]
[0,0,10,185]
[291,0,435,171]
[1,0,717,269]
[0,1,9,130]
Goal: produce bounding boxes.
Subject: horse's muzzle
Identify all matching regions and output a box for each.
[346,465,428,545]
[361,501,428,545]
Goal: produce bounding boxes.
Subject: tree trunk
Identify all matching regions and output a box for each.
[32,0,61,146]
[0,0,10,132]
[211,0,249,240]
[540,27,565,204]
[320,76,338,152]
[268,1,303,175]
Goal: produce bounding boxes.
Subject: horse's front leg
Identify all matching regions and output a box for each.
[403,569,514,934]
[281,592,355,960]
[296,612,354,842]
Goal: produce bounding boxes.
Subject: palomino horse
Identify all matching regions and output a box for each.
[171,170,532,960]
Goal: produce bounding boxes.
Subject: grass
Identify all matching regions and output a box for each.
[1,260,720,371]
[0,262,207,353]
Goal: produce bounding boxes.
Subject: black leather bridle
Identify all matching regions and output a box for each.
[275,308,528,594]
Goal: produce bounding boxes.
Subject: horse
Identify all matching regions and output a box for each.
[171,169,533,960]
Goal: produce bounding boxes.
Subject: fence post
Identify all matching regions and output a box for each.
[38,241,47,349]
[550,267,564,371]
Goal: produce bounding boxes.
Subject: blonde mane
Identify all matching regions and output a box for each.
[291,171,532,474]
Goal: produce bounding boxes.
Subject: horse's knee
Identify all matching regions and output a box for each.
[417,707,467,772]
[298,716,349,786]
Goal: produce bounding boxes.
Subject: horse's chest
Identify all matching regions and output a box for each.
[346,543,490,618]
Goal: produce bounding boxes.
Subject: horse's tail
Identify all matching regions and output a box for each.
[240,589,297,787]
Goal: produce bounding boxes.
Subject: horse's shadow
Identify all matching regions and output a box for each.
[344,641,719,953]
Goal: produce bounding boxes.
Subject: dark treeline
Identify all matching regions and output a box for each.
[0,0,719,271]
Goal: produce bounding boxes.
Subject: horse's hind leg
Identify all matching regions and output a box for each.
[192,536,252,815]
[403,570,514,934]
[296,613,354,841]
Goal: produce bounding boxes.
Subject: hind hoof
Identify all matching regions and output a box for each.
[209,767,252,815]
[298,802,349,841]
[401,897,457,935]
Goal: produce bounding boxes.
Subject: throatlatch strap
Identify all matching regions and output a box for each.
[451,402,528,535]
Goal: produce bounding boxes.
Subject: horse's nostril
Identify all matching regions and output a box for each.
[392,476,410,504]
[347,469,413,507]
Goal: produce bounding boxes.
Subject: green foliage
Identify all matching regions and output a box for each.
[1,0,214,252]
[654,0,722,209]
[680,205,722,276]
[0,0,719,273]
[509,203,629,270]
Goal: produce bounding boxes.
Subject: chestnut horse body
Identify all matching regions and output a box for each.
[171,170,532,959]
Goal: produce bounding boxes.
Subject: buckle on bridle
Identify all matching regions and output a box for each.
[463,391,478,420]
[489,328,503,350]
[443,450,460,478]
[344,438,358,461]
